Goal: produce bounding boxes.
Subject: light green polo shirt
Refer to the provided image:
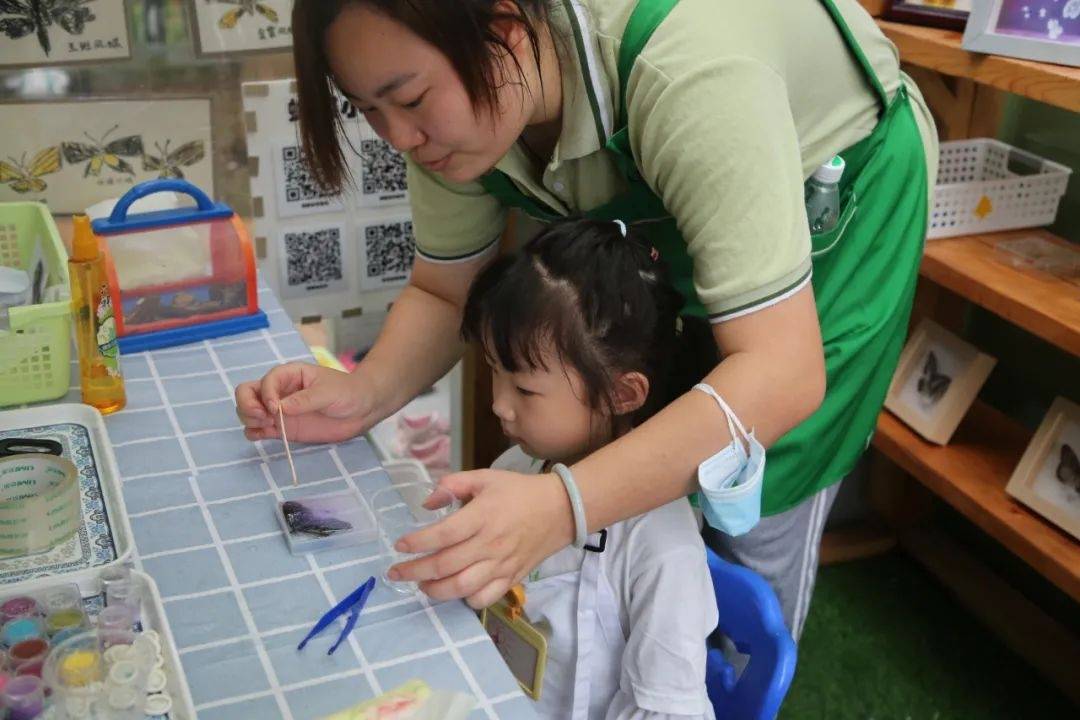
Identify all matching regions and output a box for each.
[407,0,937,321]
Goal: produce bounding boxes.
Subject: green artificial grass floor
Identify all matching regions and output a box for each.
[780,552,1075,719]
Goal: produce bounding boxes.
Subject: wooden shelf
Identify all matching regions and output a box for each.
[877,20,1080,113]
[921,229,1080,356]
[873,401,1080,604]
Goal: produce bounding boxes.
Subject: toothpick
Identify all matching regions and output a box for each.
[278,404,298,487]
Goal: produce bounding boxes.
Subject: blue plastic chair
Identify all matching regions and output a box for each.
[705,548,798,720]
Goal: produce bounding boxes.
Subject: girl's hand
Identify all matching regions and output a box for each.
[235,362,380,444]
[389,468,575,609]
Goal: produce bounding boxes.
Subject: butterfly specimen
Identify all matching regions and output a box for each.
[1057,443,1080,494]
[0,0,96,56]
[215,0,278,29]
[142,139,205,179]
[917,350,951,404]
[61,125,143,177]
[281,500,353,538]
[0,146,61,193]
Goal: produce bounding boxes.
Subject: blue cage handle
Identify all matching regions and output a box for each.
[94,178,233,235]
[108,179,217,223]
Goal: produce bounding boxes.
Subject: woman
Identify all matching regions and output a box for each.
[236,0,937,638]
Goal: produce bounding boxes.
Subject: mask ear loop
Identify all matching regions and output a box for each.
[693,383,750,452]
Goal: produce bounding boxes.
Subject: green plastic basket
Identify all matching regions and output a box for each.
[0,202,71,407]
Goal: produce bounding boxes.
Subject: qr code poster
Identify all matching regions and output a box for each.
[274,144,344,218]
[354,136,408,208]
[276,223,350,299]
[243,79,409,219]
[191,0,293,56]
[358,216,415,291]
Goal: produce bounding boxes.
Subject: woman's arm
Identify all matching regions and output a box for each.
[577,282,825,528]
[393,285,825,607]
[352,253,491,419]
[235,253,491,442]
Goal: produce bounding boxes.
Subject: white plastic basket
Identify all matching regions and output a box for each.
[929,139,1071,239]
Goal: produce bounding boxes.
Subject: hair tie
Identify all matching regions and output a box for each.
[613,219,627,237]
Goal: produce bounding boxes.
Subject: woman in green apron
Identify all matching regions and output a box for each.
[236,0,937,636]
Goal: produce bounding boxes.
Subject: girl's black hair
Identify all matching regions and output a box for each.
[292,0,549,193]
[462,218,719,431]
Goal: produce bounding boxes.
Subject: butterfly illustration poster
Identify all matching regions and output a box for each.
[885,319,996,445]
[1007,397,1080,542]
[0,98,213,213]
[190,0,292,55]
[0,0,131,67]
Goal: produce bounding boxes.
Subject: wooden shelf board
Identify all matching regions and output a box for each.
[877,19,1080,113]
[873,401,1080,603]
[921,229,1080,357]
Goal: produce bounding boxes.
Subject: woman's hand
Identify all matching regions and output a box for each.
[390,468,575,609]
[235,362,381,444]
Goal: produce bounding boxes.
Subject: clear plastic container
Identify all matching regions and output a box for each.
[276,488,378,556]
[371,482,460,595]
[1,674,44,720]
[805,156,845,234]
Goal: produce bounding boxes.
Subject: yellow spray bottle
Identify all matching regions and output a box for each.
[69,215,126,414]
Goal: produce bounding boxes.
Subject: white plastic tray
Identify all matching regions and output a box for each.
[4,569,196,719]
[133,570,197,719]
[0,403,134,595]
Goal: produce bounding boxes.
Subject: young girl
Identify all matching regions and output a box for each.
[462,217,719,720]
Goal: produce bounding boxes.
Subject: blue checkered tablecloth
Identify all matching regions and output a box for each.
[57,285,537,720]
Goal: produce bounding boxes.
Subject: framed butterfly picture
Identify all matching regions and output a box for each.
[189,0,293,55]
[0,0,132,68]
[0,97,213,213]
[1007,397,1080,542]
[885,319,997,445]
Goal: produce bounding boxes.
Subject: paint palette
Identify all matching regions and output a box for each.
[275,489,378,556]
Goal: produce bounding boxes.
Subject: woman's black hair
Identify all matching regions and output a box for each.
[292,0,549,193]
[462,218,719,431]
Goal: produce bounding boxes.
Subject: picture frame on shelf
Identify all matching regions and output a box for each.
[884,319,997,445]
[962,0,1080,68]
[1006,397,1080,542]
[885,1,972,31]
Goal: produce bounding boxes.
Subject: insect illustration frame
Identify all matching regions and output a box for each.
[963,0,1080,68]
[0,0,132,68]
[189,0,293,56]
[885,1,972,31]
[885,319,997,445]
[1006,397,1080,541]
[0,97,214,213]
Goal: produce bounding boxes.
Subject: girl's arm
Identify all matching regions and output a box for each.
[392,285,825,607]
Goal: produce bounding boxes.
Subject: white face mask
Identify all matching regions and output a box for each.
[693,383,765,536]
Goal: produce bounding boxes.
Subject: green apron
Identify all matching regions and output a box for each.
[479,0,928,515]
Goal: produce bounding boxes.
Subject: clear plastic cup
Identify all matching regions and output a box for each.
[44,628,150,719]
[96,606,135,649]
[104,582,142,625]
[1,674,44,720]
[371,481,460,595]
[43,584,82,615]
[98,565,132,597]
[0,597,42,625]
[8,638,48,671]
[1,616,46,647]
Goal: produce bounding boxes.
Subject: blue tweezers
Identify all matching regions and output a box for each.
[298,576,376,656]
